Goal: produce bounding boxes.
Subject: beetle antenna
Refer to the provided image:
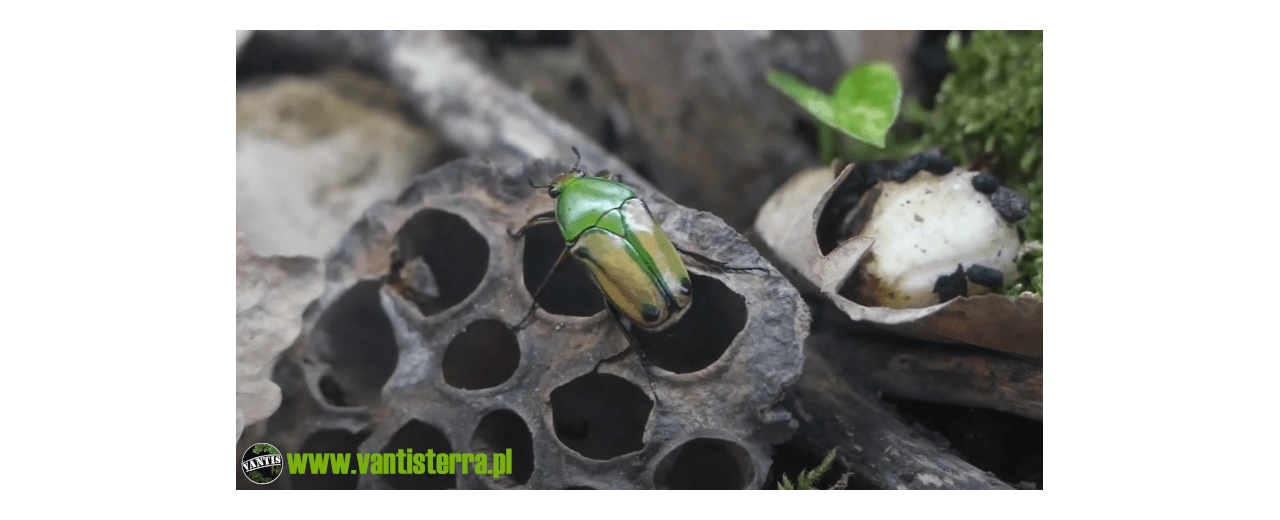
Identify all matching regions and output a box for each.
[527,175,552,190]
[570,146,583,173]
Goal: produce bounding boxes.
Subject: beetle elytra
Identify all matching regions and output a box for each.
[512,147,767,398]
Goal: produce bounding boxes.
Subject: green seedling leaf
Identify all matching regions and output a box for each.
[831,62,902,148]
[768,63,902,149]
[767,70,838,131]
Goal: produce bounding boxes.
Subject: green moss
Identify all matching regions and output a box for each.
[917,31,1043,185]
[778,448,840,490]
[911,30,1044,296]
[1005,243,1042,296]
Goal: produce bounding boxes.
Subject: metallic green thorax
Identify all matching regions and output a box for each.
[554,176,636,241]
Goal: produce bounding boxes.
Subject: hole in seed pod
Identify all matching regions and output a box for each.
[521,214,604,318]
[318,373,351,407]
[470,410,535,487]
[550,373,651,461]
[313,280,398,408]
[632,274,746,373]
[291,429,369,490]
[442,319,520,390]
[390,209,489,316]
[653,438,754,490]
[264,350,308,430]
[381,420,455,490]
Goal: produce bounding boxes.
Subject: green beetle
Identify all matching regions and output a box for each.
[514,147,763,334]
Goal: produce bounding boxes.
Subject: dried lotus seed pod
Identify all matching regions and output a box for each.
[247,158,809,490]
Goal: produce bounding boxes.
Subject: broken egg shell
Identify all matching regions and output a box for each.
[752,163,1041,358]
[844,168,1020,309]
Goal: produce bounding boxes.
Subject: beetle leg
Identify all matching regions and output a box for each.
[514,245,572,330]
[508,215,557,237]
[673,245,769,274]
[597,170,624,185]
[593,304,662,406]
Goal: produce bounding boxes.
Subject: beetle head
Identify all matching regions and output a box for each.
[547,172,580,198]
[528,146,588,198]
[528,171,583,198]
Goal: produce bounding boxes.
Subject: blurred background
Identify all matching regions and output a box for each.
[236,30,964,258]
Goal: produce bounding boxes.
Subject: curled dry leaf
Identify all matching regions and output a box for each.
[753,164,1041,358]
[236,233,324,441]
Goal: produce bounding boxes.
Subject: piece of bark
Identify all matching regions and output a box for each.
[584,31,840,229]
[382,32,610,166]
[236,233,323,441]
[236,69,444,257]
[825,328,1042,420]
[787,332,1013,489]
